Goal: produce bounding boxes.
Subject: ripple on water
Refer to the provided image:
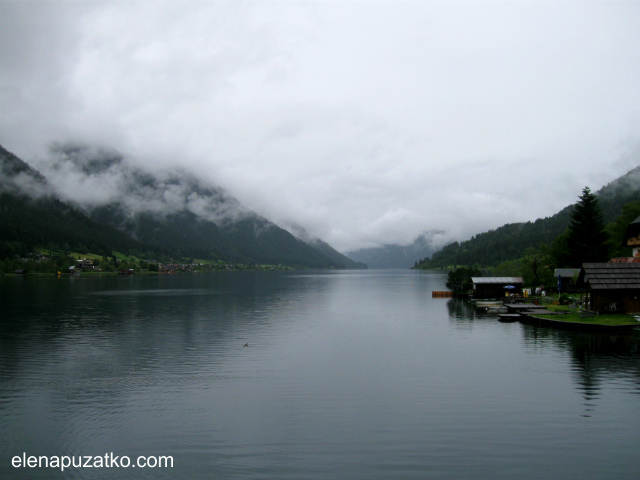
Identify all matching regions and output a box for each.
[3,272,640,480]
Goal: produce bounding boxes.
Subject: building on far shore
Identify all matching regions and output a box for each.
[471,277,524,299]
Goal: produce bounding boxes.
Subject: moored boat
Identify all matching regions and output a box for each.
[498,314,520,322]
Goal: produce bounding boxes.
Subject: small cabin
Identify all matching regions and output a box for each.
[471,277,524,299]
[554,268,580,293]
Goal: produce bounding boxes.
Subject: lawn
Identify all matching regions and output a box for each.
[534,306,640,326]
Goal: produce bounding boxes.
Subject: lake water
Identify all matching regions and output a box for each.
[1,269,640,479]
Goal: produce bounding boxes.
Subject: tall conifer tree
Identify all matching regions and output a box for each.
[565,187,609,266]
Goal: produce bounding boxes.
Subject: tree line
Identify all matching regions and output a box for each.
[418,186,640,289]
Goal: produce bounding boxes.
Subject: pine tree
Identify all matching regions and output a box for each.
[564,187,609,266]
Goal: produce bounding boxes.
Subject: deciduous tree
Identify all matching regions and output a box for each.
[446,267,481,294]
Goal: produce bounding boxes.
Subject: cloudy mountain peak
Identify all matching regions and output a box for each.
[2,142,363,268]
[0,144,52,198]
[35,143,252,226]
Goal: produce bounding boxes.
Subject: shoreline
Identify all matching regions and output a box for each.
[518,312,640,332]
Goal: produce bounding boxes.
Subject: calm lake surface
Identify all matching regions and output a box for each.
[1,269,640,479]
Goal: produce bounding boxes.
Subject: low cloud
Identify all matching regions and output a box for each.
[35,143,251,226]
[2,1,640,252]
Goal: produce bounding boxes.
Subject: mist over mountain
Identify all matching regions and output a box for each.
[346,233,441,269]
[417,165,640,269]
[597,165,640,218]
[0,144,156,259]
[0,144,51,198]
[43,143,252,225]
[4,142,362,268]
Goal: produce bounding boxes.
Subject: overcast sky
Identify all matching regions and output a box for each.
[1,1,640,252]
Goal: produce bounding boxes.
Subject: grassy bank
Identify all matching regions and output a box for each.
[535,311,640,327]
[529,303,640,327]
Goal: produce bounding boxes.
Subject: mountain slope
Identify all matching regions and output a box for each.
[305,238,367,269]
[0,145,156,258]
[92,203,349,267]
[418,166,640,268]
[19,143,356,268]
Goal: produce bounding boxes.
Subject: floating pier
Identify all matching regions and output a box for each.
[432,291,454,298]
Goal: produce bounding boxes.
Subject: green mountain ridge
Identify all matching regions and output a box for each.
[416,165,640,269]
[0,145,156,259]
[0,143,363,268]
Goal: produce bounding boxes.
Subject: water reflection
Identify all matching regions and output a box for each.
[2,272,640,480]
[446,297,510,331]
[446,297,640,417]
[522,326,640,414]
[0,272,320,391]
[446,297,478,320]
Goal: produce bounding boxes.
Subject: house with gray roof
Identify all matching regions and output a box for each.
[554,268,580,292]
[577,263,640,313]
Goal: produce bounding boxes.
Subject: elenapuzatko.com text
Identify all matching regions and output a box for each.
[11,452,173,471]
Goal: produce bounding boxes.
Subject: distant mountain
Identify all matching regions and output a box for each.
[418,165,640,269]
[2,142,358,268]
[306,238,367,269]
[347,233,439,269]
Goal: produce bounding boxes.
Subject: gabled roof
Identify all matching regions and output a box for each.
[579,263,640,290]
[471,277,524,284]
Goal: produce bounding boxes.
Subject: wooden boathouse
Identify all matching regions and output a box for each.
[471,277,524,299]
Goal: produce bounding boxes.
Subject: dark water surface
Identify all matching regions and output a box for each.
[1,270,640,479]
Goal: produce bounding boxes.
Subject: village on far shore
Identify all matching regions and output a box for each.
[8,253,292,277]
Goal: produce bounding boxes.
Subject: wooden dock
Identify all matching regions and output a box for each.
[432,291,454,298]
[504,304,549,314]
[467,300,640,332]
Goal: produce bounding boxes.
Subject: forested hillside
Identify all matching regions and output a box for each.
[0,192,159,260]
[0,144,363,269]
[0,145,156,260]
[416,166,640,269]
